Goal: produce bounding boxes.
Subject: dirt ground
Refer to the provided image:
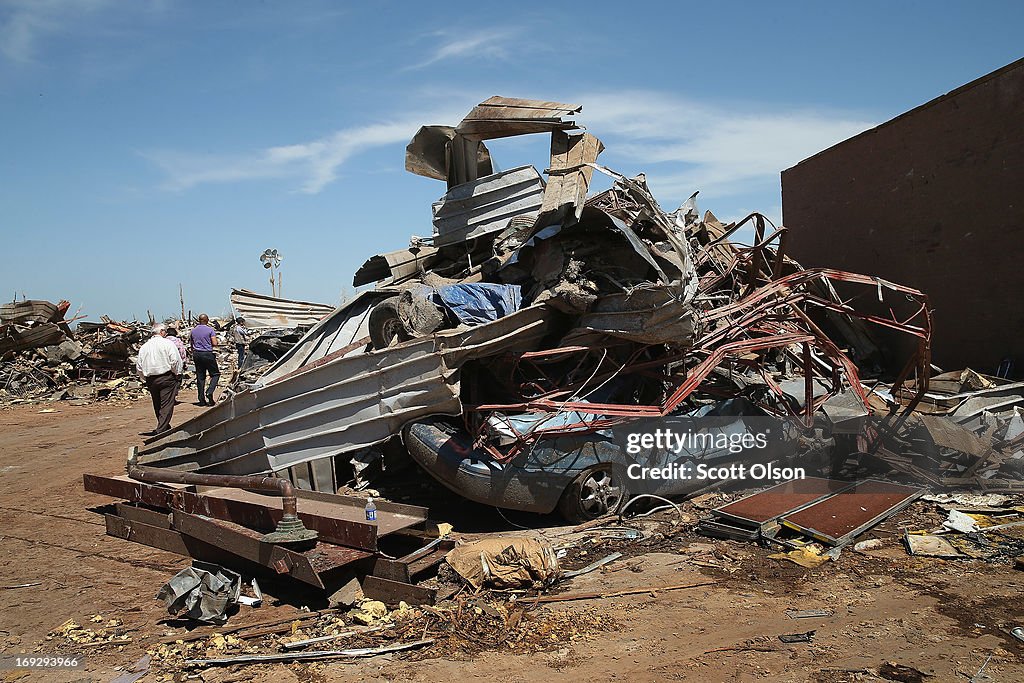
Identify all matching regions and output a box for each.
[1,400,1022,683]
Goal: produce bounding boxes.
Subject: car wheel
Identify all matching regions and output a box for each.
[369,296,411,349]
[557,465,628,523]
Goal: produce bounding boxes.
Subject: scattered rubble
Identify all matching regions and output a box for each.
[1,301,260,407]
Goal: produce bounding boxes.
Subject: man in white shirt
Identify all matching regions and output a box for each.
[136,323,184,437]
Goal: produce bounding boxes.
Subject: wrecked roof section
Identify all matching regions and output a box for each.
[229,289,335,329]
[456,96,582,140]
[405,96,584,190]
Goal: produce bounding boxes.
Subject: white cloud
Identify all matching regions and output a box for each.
[145,89,875,205]
[405,28,520,71]
[0,0,111,62]
[146,108,468,194]
[577,90,877,205]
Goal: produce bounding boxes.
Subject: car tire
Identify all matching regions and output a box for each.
[369,296,411,349]
[557,465,628,523]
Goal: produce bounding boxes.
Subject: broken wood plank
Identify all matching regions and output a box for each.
[518,580,716,604]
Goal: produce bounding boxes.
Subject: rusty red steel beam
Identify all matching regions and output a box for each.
[84,474,378,551]
[699,269,930,336]
[472,332,817,419]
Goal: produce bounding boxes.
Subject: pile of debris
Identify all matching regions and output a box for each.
[0,300,151,405]
[0,299,257,407]
[130,96,1023,519]
[872,369,1024,491]
[88,98,1024,620]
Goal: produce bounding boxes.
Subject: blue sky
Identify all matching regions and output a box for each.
[2,1,1022,322]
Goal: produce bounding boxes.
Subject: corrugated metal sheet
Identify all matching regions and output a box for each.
[230,289,336,329]
[431,165,545,247]
[258,290,392,384]
[135,305,553,477]
[457,96,581,140]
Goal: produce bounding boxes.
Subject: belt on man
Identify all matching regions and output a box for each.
[146,371,175,379]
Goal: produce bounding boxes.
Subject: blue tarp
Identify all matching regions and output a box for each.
[434,283,522,326]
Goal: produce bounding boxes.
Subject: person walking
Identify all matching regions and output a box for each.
[165,326,188,402]
[232,317,249,366]
[136,323,183,436]
[190,314,220,406]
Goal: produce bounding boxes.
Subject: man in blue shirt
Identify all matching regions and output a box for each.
[189,313,220,406]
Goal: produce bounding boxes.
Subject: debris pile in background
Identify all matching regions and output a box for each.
[0,299,151,405]
[0,300,252,407]
[870,369,1024,491]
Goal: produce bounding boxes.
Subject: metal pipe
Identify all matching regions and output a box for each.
[127,462,317,546]
[129,464,299,520]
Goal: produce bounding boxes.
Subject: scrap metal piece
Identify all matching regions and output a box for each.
[779,480,924,546]
[431,165,545,247]
[157,562,241,625]
[786,609,833,619]
[186,638,434,666]
[456,96,581,140]
[405,124,492,182]
[229,289,335,329]
[536,130,604,225]
[820,391,871,434]
[562,552,623,578]
[352,245,440,287]
[917,414,991,458]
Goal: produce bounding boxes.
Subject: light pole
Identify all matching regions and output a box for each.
[260,248,283,298]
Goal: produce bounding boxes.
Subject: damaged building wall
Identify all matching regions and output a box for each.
[781,57,1024,377]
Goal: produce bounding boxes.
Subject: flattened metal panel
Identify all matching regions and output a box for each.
[780,479,924,544]
[432,165,544,247]
[230,289,335,329]
[713,477,854,527]
[457,96,581,140]
[917,414,990,457]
